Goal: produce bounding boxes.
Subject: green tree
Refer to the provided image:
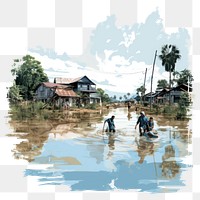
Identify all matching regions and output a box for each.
[123,95,127,100]
[96,88,110,103]
[136,86,146,97]
[159,45,181,89]
[10,55,48,100]
[173,69,194,86]
[176,92,190,119]
[157,79,168,89]
[136,86,146,103]
[119,96,122,101]
[7,83,23,103]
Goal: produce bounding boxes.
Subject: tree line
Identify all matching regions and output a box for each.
[8,44,193,108]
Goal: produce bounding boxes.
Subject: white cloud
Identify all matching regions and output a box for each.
[29,51,169,95]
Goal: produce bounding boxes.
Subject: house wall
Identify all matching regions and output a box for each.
[90,98,101,104]
[77,83,96,92]
[163,91,184,103]
[55,97,77,107]
[35,85,54,101]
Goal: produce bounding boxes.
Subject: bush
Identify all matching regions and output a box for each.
[162,105,177,115]
[85,103,97,110]
[152,104,162,114]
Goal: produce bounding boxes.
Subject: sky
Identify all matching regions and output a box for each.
[29,9,190,98]
[0,0,192,107]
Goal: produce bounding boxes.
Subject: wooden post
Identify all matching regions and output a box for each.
[150,50,157,111]
[143,68,147,94]
[142,68,147,105]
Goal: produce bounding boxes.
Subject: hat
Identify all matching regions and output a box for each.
[140,111,145,115]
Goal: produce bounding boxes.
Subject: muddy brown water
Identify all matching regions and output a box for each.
[6,107,192,192]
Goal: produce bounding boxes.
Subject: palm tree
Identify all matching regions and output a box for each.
[136,86,146,98]
[123,95,127,100]
[159,45,181,88]
[159,45,181,103]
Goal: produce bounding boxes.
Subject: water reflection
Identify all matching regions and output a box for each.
[160,145,180,179]
[127,111,132,121]
[135,137,157,164]
[7,107,192,192]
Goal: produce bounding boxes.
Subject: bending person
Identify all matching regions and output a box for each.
[135,111,148,136]
[104,115,116,133]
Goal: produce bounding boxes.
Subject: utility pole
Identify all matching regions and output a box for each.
[143,68,147,94]
[150,50,157,111]
[142,68,147,105]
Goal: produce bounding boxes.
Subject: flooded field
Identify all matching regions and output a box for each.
[5,107,192,192]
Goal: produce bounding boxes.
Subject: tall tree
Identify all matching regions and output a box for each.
[159,45,181,88]
[159,45,181,104]
[10,55,48,100]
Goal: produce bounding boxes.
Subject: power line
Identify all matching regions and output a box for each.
[86,65,153,75]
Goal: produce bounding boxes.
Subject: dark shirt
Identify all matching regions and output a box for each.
[136,115,148,129]
[105,118,115,131]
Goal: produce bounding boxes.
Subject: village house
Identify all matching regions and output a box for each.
[35,76,101,108]
[35,82,79,107]
[143,88,169,104]
[143,84,192,105]
[54,75,101,105]
[161,84,192,104]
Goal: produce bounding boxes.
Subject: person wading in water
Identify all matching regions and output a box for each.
[103,115,116,133]
[135,111,148,136]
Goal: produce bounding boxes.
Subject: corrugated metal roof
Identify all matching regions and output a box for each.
[43,82,64,88]
[54,77,83,84]
[55,88,79,97]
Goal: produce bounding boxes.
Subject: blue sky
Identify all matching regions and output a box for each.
[29,10,190,98]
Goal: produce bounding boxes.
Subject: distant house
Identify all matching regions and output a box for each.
[143,92,154,103]
[54,75,100,105]
[162,84,192,104]
[129,94,140,103]
[153,84,192,104]
[153,88,169,104]
[146,88,169,104]
[35,82,79,107]
[142,84,192,105]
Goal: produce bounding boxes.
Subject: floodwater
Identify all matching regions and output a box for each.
[6,107,192,192]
